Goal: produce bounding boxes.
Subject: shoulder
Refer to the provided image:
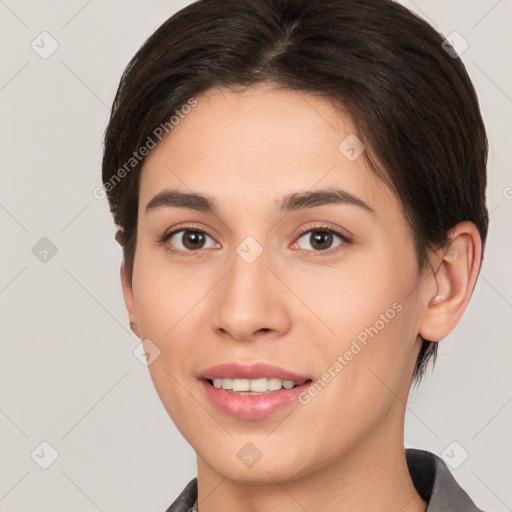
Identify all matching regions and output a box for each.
[406,448,486,512]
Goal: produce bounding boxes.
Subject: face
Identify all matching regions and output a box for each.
[122,84,431,483]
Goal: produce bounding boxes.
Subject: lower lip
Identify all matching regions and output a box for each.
[200,380,310,420]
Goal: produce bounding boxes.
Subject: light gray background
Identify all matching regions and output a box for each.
[0,1,510,511]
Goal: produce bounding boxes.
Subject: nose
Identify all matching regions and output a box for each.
[211,246,292,343]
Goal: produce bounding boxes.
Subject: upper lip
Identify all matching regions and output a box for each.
[198,363,311,382]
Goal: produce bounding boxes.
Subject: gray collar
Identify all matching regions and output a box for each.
[164,449,485,511]
[406,448,485,511]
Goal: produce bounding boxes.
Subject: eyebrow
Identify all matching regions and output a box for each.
[145,187,375,215]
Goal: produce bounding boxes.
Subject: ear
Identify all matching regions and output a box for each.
[120,261,140,336]
[418,221,482,342]
[117,226,139,336]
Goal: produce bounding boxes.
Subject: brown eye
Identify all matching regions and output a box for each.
[167,229,218,252]
[310,231,334,251]
[294,228,348,252]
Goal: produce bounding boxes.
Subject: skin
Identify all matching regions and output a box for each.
[120,83,481,511]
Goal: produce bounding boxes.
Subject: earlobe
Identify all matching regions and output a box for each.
[419,222,482,342]
[129,322,140,337]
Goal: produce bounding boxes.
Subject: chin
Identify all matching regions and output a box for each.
[196,439,319,484]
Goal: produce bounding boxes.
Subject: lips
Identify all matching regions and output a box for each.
[198,363,312,420]
[198,362,310,381]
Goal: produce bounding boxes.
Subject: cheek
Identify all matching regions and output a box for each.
[284,247,415,338]
[131,244,206,337]
[287,248,422,401]
[130,247,216,420]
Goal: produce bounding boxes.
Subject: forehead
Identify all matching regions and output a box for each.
[138,84,394,216]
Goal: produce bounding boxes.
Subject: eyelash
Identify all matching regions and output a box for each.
[158,223,352,257]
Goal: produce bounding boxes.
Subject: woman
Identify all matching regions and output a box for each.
[101,0,488,510]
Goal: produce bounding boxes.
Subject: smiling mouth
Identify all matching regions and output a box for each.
[206,377,312,395]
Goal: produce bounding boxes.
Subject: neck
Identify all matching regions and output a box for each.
[195,410,427,512]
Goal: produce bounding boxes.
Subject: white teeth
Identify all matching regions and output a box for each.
[249,378,268,392]
[232,379,250,392]
[268,378,282,391]
[210,377,305,393]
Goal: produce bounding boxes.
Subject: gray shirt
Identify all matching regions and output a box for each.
[164,448,485,511]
